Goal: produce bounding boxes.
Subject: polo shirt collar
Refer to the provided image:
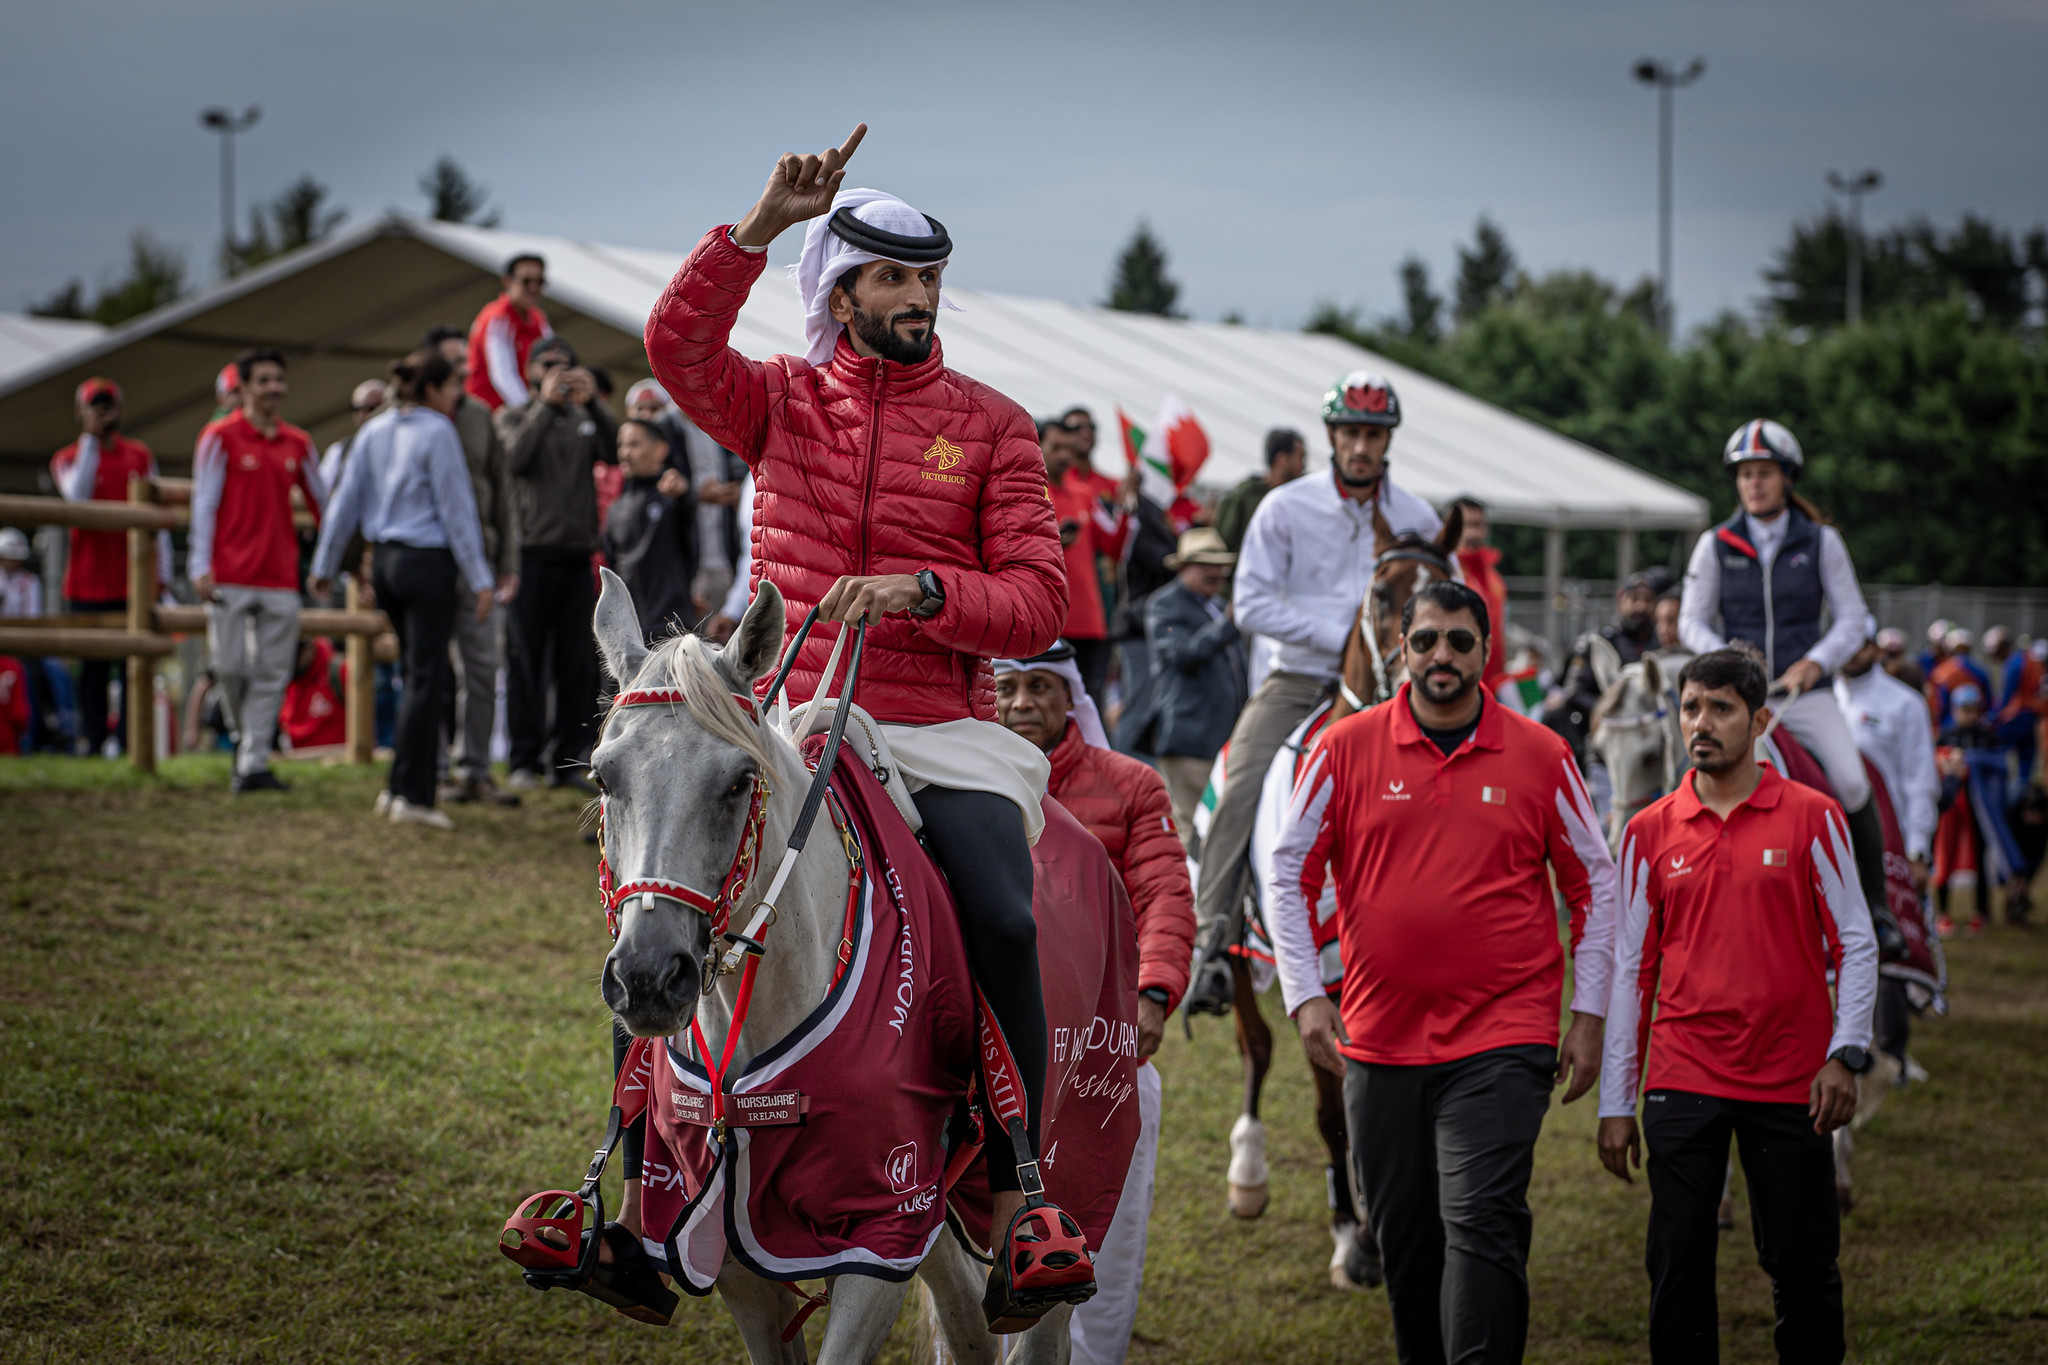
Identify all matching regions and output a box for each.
[1674,760,1784,822]
[1389,681,1502,754]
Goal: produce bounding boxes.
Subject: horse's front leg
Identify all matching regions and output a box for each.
[1313,1059,1381,1290]
[813,1273,912,1365]
[1005,1302,1076,1365]
[918,1230,1000,1364]
[1227,954,1273,1218]
[717,1262,811,1365]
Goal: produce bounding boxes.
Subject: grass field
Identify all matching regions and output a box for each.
[3,755,2045,1363]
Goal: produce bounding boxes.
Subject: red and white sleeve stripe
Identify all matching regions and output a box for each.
[187,430,227,581]
[1266,745,1339,1018]
[1599,830,1658,1118]
[484,315,528,407]
[296,432,326,520]
[1548,755,1619,1017]
[53,435,99,501]
[1812,805,1879,1056]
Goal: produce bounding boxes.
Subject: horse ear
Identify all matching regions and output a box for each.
[1641,652,1665,699]
[1371,500,1397,555]
[725,579,786,686]
[595,567,650,688]
[1587,633,1623,695]
[1437,504,1465,559]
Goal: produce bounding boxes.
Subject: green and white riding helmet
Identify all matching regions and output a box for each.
[1321,370,1402,429]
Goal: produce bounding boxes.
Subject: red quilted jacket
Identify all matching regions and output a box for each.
[644,228,1067,723]
[1045,721,1196,1009]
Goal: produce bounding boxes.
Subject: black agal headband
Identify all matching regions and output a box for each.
[828,207,952,264]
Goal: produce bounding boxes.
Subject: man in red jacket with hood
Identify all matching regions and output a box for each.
[644,124,1083,1329]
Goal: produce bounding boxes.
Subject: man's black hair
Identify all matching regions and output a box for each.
[1037,417,1061,442]
[528,334,576,366]
[618,416,671,448]
[1450,493,1486,515]
[833,263,864,304]
[419,324,466,351]
[587,364,614,398]
[1659,584,1683,603]
[1264,427,1305,467]
[503,253,545,278]
[234,346,286,383]
[1400,580,1491,640]
[1677,648,1768,715]
[1061,406,1094,427]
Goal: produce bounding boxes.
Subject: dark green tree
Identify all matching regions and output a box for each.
[1105,222,1182,317]
[1453,216,1516,325]
[1398,255,1442,345]
[31,232,188,326]
[1767,209,2039,330]
[420,156,499,226]
[234,175,347,272]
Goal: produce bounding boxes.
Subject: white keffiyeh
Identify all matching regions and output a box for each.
[790,187,959,365]
[992,655,1112,750]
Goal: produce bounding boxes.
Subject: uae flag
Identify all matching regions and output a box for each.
[1117,393,1210,507]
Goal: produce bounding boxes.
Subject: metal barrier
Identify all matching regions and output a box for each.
[0,479,392,771]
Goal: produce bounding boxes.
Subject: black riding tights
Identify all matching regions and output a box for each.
[913,784,1046,1193]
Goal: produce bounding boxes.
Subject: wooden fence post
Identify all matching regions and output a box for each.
[126,476,157,772]
[345,578,375,764]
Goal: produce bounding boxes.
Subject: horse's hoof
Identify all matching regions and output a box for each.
[1716,1197,1734,1231]
[1837,1183,1856,1216]
[1227,1182,1269,1219]
[1328,1219,1380,1290]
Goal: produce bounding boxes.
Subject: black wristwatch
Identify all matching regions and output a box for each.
[1828,1045,1871,1074]
[1140,987,1171,1008]
[909,568,945,619]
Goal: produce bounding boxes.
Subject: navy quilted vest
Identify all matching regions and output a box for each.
[1712,508,1826,678]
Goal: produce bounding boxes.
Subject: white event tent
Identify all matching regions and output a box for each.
[0,215,1706,646]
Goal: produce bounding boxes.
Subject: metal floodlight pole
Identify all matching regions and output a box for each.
[199,105,261,270]
[1632,57,1705,341]
[1826,168,1883,325]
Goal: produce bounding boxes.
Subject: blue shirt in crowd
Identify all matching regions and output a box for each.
[311,406,493,593]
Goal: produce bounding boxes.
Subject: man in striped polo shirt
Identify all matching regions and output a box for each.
[1600,648,1879,1365]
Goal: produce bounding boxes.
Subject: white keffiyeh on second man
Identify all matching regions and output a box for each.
[791,187,961,365]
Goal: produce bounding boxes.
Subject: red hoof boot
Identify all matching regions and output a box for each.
[982,1200,1097,1333]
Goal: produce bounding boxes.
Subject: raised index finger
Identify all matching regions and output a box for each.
[835,123,868,164]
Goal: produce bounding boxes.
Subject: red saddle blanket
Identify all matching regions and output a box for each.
[618,744,1140,1293]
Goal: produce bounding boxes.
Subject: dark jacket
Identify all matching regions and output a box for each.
[603,475,700,641]
[1109,493,1178,642]
[1142,578,1247,760]
[454,394,519,579]
[497,396,618,554]
[1212,474,1274,553]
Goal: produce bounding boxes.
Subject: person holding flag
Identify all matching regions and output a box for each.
[1183,371,1440,1016]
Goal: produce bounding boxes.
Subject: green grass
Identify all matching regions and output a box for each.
[2,756,2045,1362]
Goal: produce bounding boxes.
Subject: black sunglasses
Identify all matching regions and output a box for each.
[1406,628,1480,655]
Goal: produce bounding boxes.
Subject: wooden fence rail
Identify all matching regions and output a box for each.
[1,479,391,771]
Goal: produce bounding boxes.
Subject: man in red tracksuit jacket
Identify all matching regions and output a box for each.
[642,125,1083,1328]
[1270,580,1618,1365]
[465,253,554,411]
[994,641,1196,1365]
[1599,648,1878,1365]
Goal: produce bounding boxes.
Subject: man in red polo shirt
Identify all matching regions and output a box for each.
[1598,648,1877,1365]
[190,347,325,792]
[465,253,554,411]
[50,377,171,756]
[1272,579,1616,1365]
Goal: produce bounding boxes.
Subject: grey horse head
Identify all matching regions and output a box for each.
[1589,643,1681,850]
[591,568,791,1038]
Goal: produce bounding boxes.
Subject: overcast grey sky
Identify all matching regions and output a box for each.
[5,0,2044,335]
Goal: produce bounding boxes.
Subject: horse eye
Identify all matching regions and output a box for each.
[727,773,754,798]
[589,769,608,793]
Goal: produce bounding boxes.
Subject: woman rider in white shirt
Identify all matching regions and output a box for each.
[1678,419,1906,959]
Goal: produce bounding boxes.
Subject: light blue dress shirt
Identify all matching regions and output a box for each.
[312,406,493,594]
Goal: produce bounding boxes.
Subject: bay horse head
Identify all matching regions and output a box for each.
[589,571,815,1039]
[1332,502,1465,720]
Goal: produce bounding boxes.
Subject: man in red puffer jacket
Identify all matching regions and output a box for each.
[643,125,1081,1330]
[995,642,1194,1365]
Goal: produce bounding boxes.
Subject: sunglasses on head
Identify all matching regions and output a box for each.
[1406,628,1480,655]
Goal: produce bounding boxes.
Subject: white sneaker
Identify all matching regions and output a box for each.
[388,795,454,830]
[374,790,393,816]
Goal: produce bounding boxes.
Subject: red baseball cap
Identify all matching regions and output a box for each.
[76,376,121,405]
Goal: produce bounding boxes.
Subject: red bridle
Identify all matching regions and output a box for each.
[597,687,769,942]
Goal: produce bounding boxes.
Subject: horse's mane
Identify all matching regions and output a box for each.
[619,632,785,774]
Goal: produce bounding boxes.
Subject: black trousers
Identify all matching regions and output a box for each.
[507,547,599,776]
[67,596,126,752]
[911,784,1044,1193]
[372,545,460,808]
[1345,1043,1554,1365]
[1643,1090,1844,1365]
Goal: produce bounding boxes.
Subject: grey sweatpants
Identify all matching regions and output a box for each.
[449,597,503,784]
[1192,669,1328,949]
[207,585,300,777]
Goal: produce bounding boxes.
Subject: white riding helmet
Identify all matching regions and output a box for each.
[1722,419,1804,475]
[0,526,29,562]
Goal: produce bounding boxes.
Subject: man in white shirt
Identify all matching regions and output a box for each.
[1184,370,1441,1015]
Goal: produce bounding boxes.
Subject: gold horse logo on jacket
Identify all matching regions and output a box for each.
[922,435,965,470]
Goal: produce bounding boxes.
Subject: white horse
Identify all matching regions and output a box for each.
[592,571,1071,1365]
[1587,638,1687,852]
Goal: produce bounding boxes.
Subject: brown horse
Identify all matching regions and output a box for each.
[1219,505,1462,1290]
